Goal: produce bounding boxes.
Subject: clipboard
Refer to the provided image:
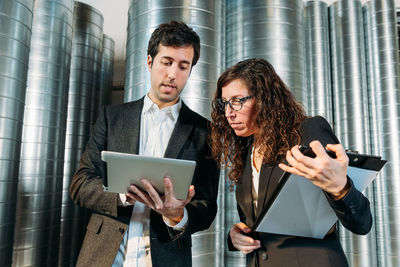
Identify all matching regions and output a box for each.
[252,151,386,239]
[101,151,196,199]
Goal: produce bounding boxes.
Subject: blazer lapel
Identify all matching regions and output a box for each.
[255,165,271,217]
[236,145,257,227]
[124,98,144,154]
[163,103,193,159]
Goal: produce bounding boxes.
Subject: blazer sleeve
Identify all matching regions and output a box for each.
[69,106,122,218]
[300,116,372,235]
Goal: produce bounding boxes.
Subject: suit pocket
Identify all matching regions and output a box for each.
[86,213,104,234]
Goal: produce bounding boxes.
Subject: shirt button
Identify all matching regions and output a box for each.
[119,227,125,234]
[261,252,268,260]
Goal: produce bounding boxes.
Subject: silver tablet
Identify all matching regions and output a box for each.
[101,151,196,199]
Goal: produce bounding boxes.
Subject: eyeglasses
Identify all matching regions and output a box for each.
[213,95,253,112]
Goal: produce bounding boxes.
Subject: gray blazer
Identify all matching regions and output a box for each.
[70,98,220,267]
[228,116,372,267]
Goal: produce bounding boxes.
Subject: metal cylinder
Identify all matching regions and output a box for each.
[364,1,400,266]
[125,0,225,265]
[224,178,246,266]
[304,0,332,123]
[226,0,306,104]
[59,2,103,266]
[329,1,377,266]
[0,0,34,266]
[98,34,115,109]
[124,0,225,119]
[12,0,74,266]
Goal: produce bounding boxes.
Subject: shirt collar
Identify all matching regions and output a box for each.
[142,94,182,121]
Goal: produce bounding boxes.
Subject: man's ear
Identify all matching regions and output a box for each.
[147,55,152,71]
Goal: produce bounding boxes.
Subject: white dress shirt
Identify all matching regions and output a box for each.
[112,95,188,267]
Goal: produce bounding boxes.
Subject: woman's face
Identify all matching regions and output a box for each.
[221,79,258,137]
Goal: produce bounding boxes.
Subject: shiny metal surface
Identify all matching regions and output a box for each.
[0,0,34,266]
[125,0,224,265]
[11,1,74,266]
[329,1,376,266]
[59,2,103,266]
[125,0,225,118]
[225,1,305,265]
[97,35,115,109]
[364,1,400,266]
[304,0,332,123]
[224,175,246,266]
[226,0,306,106]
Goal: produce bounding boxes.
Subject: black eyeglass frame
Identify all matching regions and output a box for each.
[213,95,253,112]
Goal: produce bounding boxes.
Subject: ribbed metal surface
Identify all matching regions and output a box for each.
[226,0,306,104]
[89,32,103,125]
[0,0,34,266]
[125,1,224,265]
[329,1,376,266]
[125,0,225,119]
[97,35,114,109]
[12,1,74,266]
[304,0,332,123]
[224,179,246,267]
[364,1,400,266]
[59,2,103,266]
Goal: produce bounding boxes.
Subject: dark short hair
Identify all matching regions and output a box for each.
[147,21,201,67]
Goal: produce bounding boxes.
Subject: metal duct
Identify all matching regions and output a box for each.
[90,33,104,125]
[59,2,103,266]
[12,1,74,266]
[226,0,306,104]
[125,0,225,118]
[0,0,34,266]
[125,1,225,265]
[329,1,376,266]
[304,0,332,123]
[364,1,400,266]
[224,180,246,267]
[98,35,115,108]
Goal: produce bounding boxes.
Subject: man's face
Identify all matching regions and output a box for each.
[147,44,194,108]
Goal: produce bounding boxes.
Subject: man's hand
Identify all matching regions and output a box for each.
[230,223,261,254]
[278,140,350,200]
[126,177,195,224]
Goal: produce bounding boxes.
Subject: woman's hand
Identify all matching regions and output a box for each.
[278,140,350,200]
[230,223,261,254]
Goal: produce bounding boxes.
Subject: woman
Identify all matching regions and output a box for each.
[210,58,372,266]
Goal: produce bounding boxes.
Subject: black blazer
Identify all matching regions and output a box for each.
[228,116,372,267]
[70,98,220,267]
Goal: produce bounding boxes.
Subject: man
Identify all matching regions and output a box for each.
[70,21,220,267]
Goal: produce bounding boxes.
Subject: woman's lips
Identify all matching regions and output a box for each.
[229,122,242,129]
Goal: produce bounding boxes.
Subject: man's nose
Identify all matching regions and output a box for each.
[168,65,178,80]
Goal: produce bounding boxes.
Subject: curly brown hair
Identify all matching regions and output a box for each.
[210,58,307,184]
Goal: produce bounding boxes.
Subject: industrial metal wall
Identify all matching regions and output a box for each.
[59,2,104,266]
[124,1,225,265]
[364,1,400,266]
[0,0,34,266]
[305,0,333,123]
[329,1,376,266]
[226,0,306,105]
[0,0,399,266]
[13,0,74,266]
[224,1,305,265]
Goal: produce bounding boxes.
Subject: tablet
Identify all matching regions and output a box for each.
[101,151,196,199]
